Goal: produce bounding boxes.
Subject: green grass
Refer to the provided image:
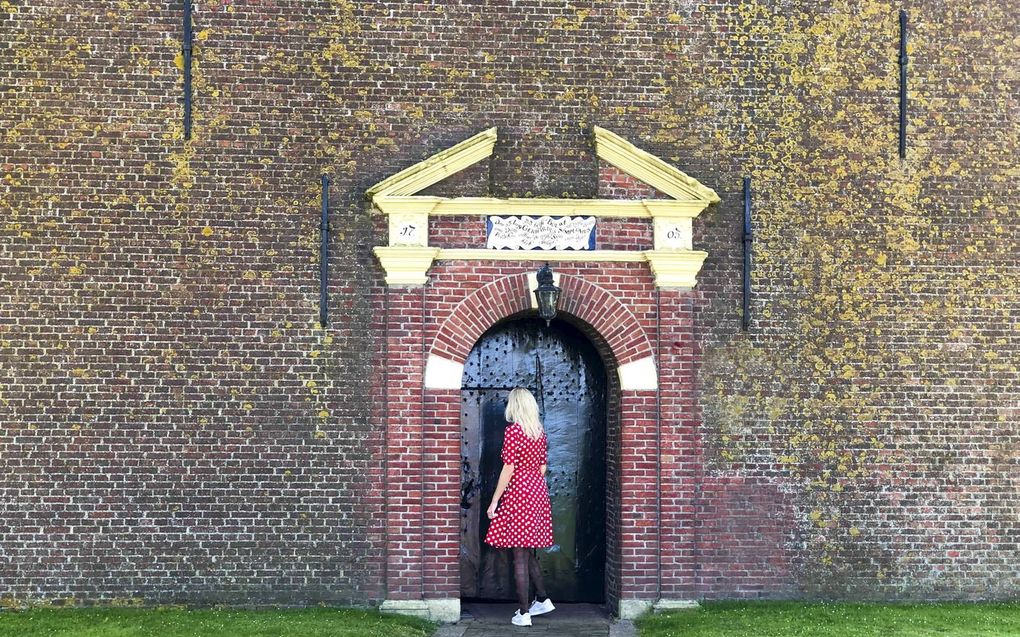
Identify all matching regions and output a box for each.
[636,601,1020,637]
[0,606,436,637]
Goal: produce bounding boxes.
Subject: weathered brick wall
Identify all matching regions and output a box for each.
[682,2,1020,600]
[1,0,390,607]
[2,0,1017,607]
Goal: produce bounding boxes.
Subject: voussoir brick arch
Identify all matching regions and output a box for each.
[424,273,657,391]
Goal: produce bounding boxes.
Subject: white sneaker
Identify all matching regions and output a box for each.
[528,598,556,616]
[511,610,532,626]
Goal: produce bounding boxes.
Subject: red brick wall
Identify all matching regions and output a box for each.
[695,478,797,598]
[598,164,669,200]
[3,0,1017,609]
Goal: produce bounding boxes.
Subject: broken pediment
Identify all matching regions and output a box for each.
[367,127,719,288]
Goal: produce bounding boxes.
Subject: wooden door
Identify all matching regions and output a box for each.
[459,317,607,603]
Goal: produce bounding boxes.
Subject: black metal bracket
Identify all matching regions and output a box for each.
[182,0,193,141]
[319,175,330,327]
[898,9,908,159]
[742,176,752,332]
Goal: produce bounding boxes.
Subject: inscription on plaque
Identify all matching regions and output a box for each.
[486,216,596,250]
[653,217,693,250]
[389,213,427,247]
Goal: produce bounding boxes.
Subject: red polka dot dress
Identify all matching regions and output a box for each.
[485,422,554,549]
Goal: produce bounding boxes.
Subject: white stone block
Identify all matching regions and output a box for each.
[618,356,657,391]
[424,354,465,389]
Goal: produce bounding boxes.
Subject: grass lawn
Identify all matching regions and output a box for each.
[636,601,1020,637]
[0,606,436,637]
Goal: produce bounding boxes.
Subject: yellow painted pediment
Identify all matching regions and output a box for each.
[593,126,720,204]
[366,127,497,198]
[368,126,719,289]
[366,125,719,205]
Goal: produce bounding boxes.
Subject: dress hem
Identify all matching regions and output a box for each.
[484,543,554,549]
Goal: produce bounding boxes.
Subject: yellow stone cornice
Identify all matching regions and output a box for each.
[644,250,709,289]
[373,196,708,218]
[372,246,441,286]
[373,246,707,290]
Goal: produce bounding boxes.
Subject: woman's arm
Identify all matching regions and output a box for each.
[486,463,515,518]
[540,464,547,476]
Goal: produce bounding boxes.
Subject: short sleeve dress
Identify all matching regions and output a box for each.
[484,422,554,548]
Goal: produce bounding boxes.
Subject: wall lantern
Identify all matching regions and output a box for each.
[534,263,561,326]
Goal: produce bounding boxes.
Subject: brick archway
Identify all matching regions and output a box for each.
[379,262,699,622]
[425,273,657,391]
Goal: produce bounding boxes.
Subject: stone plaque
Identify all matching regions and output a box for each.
[389,213,427,247]
[653,217,693,250]
[486,216,596,250]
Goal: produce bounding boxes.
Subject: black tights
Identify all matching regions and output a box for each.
[512,548,548,614]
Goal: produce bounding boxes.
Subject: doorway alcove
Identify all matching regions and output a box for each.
[459,316,608,604]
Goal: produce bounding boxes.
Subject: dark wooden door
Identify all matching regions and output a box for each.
[460,317,607,603]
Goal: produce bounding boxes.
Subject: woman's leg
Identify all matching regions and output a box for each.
[528,551,548,601]
[512,547,530,614]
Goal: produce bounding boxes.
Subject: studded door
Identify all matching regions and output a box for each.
[460,317,607,603]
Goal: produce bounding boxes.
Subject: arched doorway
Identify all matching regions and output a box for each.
[459,316,608,604]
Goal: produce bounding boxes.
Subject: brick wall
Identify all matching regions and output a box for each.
[2,0,1018,607]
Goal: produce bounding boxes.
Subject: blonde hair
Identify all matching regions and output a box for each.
[505,387,543,439]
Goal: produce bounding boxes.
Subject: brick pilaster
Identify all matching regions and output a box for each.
[384,287,426,599]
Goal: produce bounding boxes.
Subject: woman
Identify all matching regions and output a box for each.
[484,387,556,627]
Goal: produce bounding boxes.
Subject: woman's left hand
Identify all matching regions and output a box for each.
[486,502,498,519]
